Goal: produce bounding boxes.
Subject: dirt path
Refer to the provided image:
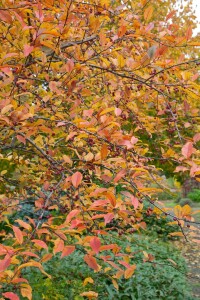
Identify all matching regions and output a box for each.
[164,200,200,298]
[173,240,200,299]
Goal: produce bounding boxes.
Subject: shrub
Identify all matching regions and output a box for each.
[187,189,200,203]
[179,198,193,207]
[20,234,192,300]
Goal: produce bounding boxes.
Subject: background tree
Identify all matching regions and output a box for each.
[0,0,199,298]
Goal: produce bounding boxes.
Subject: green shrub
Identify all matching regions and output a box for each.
[143,214,180,241]
[179,198,193,207]
[187,189,200,203]
[21,234,192,300]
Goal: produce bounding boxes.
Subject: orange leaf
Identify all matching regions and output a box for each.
[84,254,99,271]
[61,246,75,258]
[32,239,48,249]
[144,6,153,21]
[101,144,108,160]
[71,171,83,188]
[80,291,98,298]
[53,239,64,254]
[118,25,127,37]
[40,253,53,263]
[66,209,80,223]
[104,191,116,207]
[124,265,136,279]
[21,287,32,300]
[90,237,101,254]
[16,219,31,231]
[13,226,23,245]
[2,292,19,300]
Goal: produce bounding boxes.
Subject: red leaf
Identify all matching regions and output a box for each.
[0,254,11,272]
[23,45,34,57]
[84,254,99,271]
[90,237,101,254]
[61,246,75,258]
[32,239,48,249]
[186,26,192,40]
[0,11,12,24]
[35,2,44,22]
[49,81,60,93]
[16,135,26,145]
[193,133,200,143]
[71,171,83,188]
[65,59,74,72]
[22,252,40,259]
[90,199,109,207]
[13,226,23,245]
[181,142,193,159]
[115,107,122,116]
[104,213,114,224]
[114,169,126,183]
[131,196,139,210]
[2,292,19,300]
[166,10,176,21]
[174,166,189,173]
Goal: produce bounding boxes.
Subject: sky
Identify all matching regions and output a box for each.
[176,0,200,35]
[192,0,200,34]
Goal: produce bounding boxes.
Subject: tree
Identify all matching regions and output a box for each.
[0,0,199,298]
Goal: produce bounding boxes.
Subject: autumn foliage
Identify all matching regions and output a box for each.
[0,0,200,298]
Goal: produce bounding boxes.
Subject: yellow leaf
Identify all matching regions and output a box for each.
[83,277,94,286]
[188,42,200,46]
[11,256,20,265]
[1,170,7,175]
[112,278,119,290]
[99,107,115,116]
[17,261,51,278]
[169,232,183,237]
[84,152,94,161]
[117,54,125,68]
[174,205,182,218]
[181,204,191,216]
